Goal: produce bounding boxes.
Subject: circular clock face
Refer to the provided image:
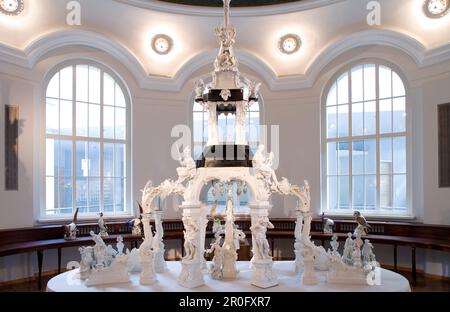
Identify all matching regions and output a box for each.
[0,0,23,15]
[425,0,450,18]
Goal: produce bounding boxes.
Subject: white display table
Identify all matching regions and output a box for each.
[47,261,411,292]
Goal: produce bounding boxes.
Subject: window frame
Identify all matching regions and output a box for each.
[320,59,413,219]
[39,60,133,221]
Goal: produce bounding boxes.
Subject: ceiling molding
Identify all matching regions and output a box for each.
[112,0,346,17]
[1,29,450,92]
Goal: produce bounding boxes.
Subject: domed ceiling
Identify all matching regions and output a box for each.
[157,0,302,7]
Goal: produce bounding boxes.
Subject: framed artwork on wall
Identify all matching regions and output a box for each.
[4,105,19,191]
[438,103,450,188]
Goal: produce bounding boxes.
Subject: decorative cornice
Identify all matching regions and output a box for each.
[112,0,346,17]
[1,29,450,92]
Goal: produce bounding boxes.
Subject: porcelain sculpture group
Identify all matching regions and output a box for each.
[71,0,379,289]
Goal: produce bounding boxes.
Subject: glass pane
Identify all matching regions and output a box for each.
[89,104,100,137]
[76,65,88,102]
[380,174,392,208]
[59,178,73,212]
[193,101,204,112]
[364,101,376,135]
[337,105,348,138]
[76,102,88,136]
[60,66,73,100]
[103,177,114,212]
[193,112,204,142]
[60,140,73,177]
[365,175,377,210]
[103,73,115,105]
[352,102,364,136]
[76,141,88,177]
[326,106,337,138]
[337,73,349,104]
[393,97,406,133]
[89,66,101,104]
[352,140,364,175]
[327,82,337,106]
[351,65,363,103]
[60,100,72,136]
[379,99,392,134]
[104,143,114,177]
[88,178,100,213]
[76,178,88,213]
[115,84,126,107]
[392,71,405,97]
[338,142,349,175]
[46,139,58,176]
[379,66,392,99]
[103,105,115,139]
[47,72,59,99]
[393,174,407,209]
[327,142,337,175]
[327,176,338,211]
[89,142,100,177]
[364,64,376,101]
[365,139,377,175]
[380,138,393,174]
[46,177,57,212]
[46,98,59,135]
[393,136,406,174]
[115,178,126,213]
[193,144,203,160]
[250,101,260,112]
[115,143,126,177]
[115,107,126,140]
[352,175,364,209]
[338,175,349,209]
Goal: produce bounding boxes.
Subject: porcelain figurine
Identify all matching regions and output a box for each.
[79,246,94,280]
[98,213,109,238]
[116,236,125,255]
[330,234,340,257]
[321,212,334,234]
[64,208,79,240]
[182,216,199,261]
[352,233,364,268]
[206,236,225,280]
[342,232,354,265]
[362,239,376,265]
[353,211,371,237]
[250,216,274,260]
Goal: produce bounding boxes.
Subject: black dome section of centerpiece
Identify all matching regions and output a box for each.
[157,0,302,7]
[196,145,253,168]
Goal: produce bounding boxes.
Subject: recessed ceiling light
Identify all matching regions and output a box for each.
[424,0,450,18]
[0,0,24,16]
[279,34,301,55]
[152,34,173,55]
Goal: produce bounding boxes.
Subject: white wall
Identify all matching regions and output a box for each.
[1,41,450,282]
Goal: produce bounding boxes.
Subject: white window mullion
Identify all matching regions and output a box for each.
[72,65,77,214]
[375,64,381,213]
[348,69,353,211]
[100,70,104,214]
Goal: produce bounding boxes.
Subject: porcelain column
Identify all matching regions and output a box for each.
[249,204,278,289]
[178,204,205,288]
[152,210,167,273]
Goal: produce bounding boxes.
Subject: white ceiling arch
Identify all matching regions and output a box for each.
[1,28,450,92]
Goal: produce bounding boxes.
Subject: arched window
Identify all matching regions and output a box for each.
[192,96,261,215]
[44,63,130,217]
[323,63,408,216]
